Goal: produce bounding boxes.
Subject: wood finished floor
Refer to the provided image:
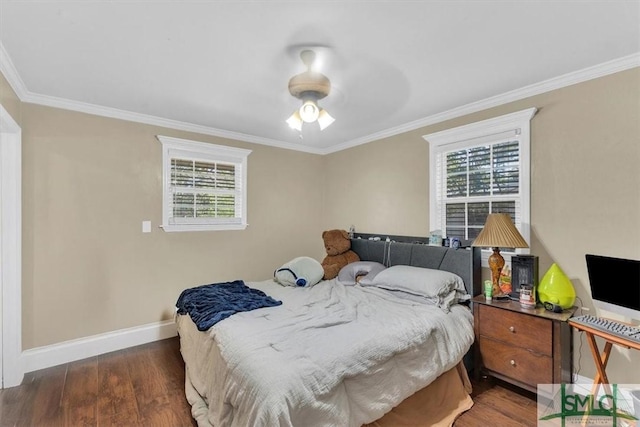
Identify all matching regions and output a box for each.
[0,337,537,426]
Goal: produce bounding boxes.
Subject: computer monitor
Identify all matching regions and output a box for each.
[585,254,640,322]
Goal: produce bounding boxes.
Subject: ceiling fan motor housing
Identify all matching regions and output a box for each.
[288,71,331,100]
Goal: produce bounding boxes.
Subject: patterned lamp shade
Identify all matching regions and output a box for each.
[538,263,576,309]
[472,213,529,249]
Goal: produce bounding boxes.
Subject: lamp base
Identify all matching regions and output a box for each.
[488,247,505,297]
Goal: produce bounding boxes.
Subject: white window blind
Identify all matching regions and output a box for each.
[158,136,251,232]
[424,108,536,264]
[170,159,241,224]
[439,138,521,241]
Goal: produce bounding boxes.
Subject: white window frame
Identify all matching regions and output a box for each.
[157,135,251,232]
[423,108,537,267]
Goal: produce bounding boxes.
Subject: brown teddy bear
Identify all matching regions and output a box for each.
[321,229,360,280]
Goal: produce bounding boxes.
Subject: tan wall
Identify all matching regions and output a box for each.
[20,103,326,349]
[325,68,640,383]
[0,73,21,125]
[5,66,640,382]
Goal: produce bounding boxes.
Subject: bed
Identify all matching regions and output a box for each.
[176,235,481,427]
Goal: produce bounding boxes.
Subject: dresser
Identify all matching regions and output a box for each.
[473,295,577,393]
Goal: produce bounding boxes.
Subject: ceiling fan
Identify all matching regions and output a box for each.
[286,49,335,131]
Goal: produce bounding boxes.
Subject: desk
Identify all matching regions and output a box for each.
[568,318,640,425]
[568,318,640,387]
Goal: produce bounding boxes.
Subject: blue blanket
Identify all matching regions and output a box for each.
[176,280,282,331]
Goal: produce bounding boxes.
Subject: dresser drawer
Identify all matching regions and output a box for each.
[478,304,552,356]
[479,336,553,387]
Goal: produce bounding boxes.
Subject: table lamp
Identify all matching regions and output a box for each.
[472,213,529,297]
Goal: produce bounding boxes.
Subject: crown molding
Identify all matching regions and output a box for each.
[0,43,323,155]
[2,38,638,156]
[0,42,29,100]
[23,92,326,155]
[323,52,640,154]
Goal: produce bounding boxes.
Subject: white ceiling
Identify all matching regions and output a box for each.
[1,1,639,154]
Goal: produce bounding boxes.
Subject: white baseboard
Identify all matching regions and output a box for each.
[21,319,177,374]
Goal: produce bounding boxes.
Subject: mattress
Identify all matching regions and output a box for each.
[177,279,475,427]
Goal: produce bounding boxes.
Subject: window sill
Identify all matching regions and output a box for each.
[160,223,248,232]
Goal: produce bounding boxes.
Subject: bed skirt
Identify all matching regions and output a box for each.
[363,361,473,427]
[183,351,473,427]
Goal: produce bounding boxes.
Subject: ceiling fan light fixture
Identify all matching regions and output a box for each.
[286,110,303,131]
[286,49,335,132]
[317,109,335,131]
[299,99,320,123]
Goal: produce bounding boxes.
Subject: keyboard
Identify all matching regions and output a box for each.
[571,315,640,344]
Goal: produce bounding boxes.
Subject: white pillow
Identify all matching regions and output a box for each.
[337,261,387,286]
[369,265,468,311]
[274,256,324,287]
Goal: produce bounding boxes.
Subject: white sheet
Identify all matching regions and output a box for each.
[177,279,474,427]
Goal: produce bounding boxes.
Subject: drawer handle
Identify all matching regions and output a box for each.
[510,359,516,366]
[509,326,515,333]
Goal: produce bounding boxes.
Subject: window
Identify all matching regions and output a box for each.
[423,108,536,264]
[157,135,251,232]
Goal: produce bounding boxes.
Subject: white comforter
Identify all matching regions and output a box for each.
[177,279,474,427]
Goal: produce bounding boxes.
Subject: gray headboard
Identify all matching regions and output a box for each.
[350,233,481,298]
